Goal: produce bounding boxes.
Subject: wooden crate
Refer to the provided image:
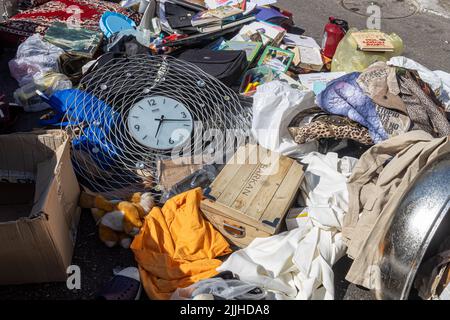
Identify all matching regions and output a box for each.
[201,144,304,247]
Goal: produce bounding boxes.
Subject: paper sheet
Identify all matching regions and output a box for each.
[249,0,277,6]
[284,33,320,48]
[205,0,241,9]
[298,72,347,92]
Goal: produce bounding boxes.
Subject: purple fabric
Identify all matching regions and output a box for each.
[316,72,388,143]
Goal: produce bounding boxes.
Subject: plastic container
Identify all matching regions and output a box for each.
[239,66,274,97]
[160,165,218,203]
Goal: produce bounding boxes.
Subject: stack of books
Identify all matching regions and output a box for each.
[191,5,255,33]
[351,31,395,52]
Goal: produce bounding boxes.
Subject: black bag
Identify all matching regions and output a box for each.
[58,53,92,85]
[178,49,248,86]
[165,2,196,29]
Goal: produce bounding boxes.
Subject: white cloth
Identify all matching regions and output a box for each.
[251,80,318,158]
[388,56,450,111]
[218,152,357,300]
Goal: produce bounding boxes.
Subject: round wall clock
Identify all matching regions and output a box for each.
[64,55,251,199]
[128,96,193,150]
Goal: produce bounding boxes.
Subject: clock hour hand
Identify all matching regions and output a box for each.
[154,115,165,138]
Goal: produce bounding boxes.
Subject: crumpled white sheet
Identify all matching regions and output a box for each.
[388,56,450,111]
[218,152,358,300]
[8,34,64,87]
[251,80,318,158]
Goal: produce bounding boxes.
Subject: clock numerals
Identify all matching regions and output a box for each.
[129,96,193,150]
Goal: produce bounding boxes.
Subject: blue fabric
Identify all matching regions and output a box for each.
[316,72,388,143]
[40,89,123,171]
[255,7,286,22]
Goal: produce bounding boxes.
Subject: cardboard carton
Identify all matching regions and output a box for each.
[0,130,80,284]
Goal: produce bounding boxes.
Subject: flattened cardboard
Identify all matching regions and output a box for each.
[0,130,81,285]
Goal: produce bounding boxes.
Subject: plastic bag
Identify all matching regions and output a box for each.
[331,29,403,73]
[160,165,218,203]
[14,72,72,112]
[8,34,64,87]
[251,80,318,158]
[171,278,267,300]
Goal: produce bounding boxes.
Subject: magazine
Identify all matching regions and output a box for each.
[44,22,103,58]
[257,46,294,73]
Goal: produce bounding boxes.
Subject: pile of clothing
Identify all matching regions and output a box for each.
[1,0,450,302]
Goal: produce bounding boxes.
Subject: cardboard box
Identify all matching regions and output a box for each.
[201,144,304,247]
[0,130,81,284]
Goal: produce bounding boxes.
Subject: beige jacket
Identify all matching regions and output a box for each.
[342,130,450,289]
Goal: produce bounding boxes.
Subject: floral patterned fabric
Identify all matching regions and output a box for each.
[0,0,141,45]
[18,0,51,10]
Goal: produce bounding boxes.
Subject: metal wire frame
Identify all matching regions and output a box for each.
[63,54,252,199]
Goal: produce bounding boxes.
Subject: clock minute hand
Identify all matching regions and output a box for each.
[154,115,165,138]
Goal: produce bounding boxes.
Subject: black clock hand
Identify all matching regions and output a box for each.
[154,118,191,122]
[154,115,165,138]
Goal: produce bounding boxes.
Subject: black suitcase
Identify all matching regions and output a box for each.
[178,49,248,86]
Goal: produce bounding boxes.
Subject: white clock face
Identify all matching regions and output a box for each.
[127,96,194,150]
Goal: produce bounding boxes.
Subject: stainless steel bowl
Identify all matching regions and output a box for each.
[376,152,450,300]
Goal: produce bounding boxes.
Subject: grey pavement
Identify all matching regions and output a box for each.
[278,0,450,72]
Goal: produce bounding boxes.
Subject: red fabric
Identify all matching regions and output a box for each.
[0,0,141,45]
[15,1,101,21]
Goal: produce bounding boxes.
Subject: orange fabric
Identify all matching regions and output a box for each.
[130,188,232,300]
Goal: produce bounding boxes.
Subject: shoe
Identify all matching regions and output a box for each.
[96,267,142,300]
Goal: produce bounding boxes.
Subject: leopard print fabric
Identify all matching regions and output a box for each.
[289,115,374,145]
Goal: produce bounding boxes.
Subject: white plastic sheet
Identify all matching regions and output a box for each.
[251,80,318,157]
